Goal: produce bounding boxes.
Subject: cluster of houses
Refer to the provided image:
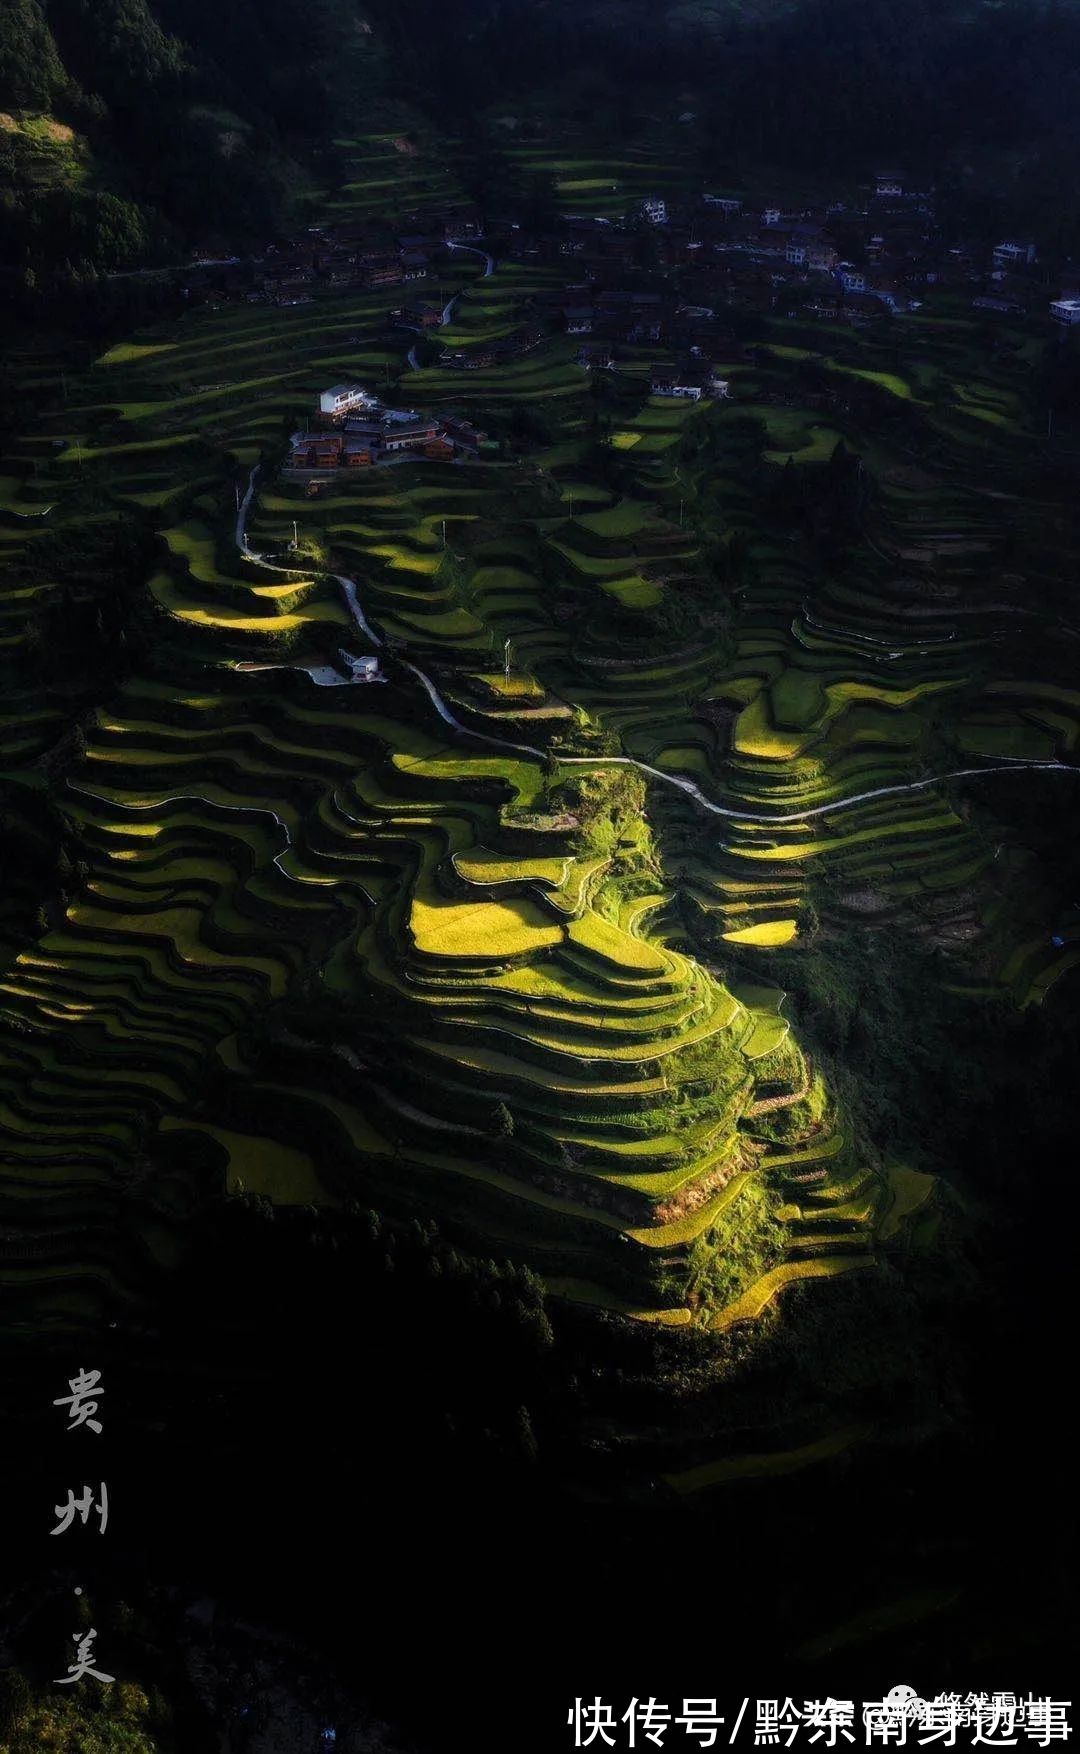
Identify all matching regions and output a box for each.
[649,364,729,401]
[493,172,1070,331]
[439,324,546,371]
[287,385,493,474]
[182,164,1080,352]
[184,203,483,307]
[493,283,731,394]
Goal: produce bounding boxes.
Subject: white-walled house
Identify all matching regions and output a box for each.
[1050,298,1080,326]
[642,195,667,225]
[993,240,1037,268]
[837,264,867,293]
[651,368,702,399]
[319,384,377,419]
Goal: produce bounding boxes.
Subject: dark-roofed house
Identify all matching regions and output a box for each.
[361,259,405,290]
[443,207,483,241]
[972,296,1024,316]
[578,340,615,370]
[291,431,344,468]
[442,415,488,452]
[442,347,498,370]
[383,417,441,452]
[398,300,444,328]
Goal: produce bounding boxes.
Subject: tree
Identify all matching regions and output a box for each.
[46,0,187,108]
[0,0,66,110]
[509,401,554,449]
[490,1101,515,1141]
[514,1404,538,1462]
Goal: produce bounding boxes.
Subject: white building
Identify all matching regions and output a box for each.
[875,175,903,197]
[651,370,702,399]
[642,195,667,225]
[331,653,386,684]
[993,240,1037,268]
[1050,298,1080,326]
[838,264,867,293]
[319,384,377,419]
[703,195,741,215]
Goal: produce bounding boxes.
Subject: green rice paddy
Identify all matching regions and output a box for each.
[0,120,1070,1345]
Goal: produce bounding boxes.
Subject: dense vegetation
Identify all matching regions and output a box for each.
[0,0,388,283]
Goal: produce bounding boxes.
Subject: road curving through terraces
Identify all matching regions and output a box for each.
[235,467,1078,829]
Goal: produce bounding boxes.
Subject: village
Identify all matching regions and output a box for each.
[171,160,1080,500]
[182,167,1080,355]
[218,157,1080,484]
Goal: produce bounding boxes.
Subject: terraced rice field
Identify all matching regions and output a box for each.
[325,128,472,228]
[1,155,1077,1344]
[503,130,700,219]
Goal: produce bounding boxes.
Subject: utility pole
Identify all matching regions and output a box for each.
[504,637,512,682]
[292,519,298,551]
[442,518,447,548]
